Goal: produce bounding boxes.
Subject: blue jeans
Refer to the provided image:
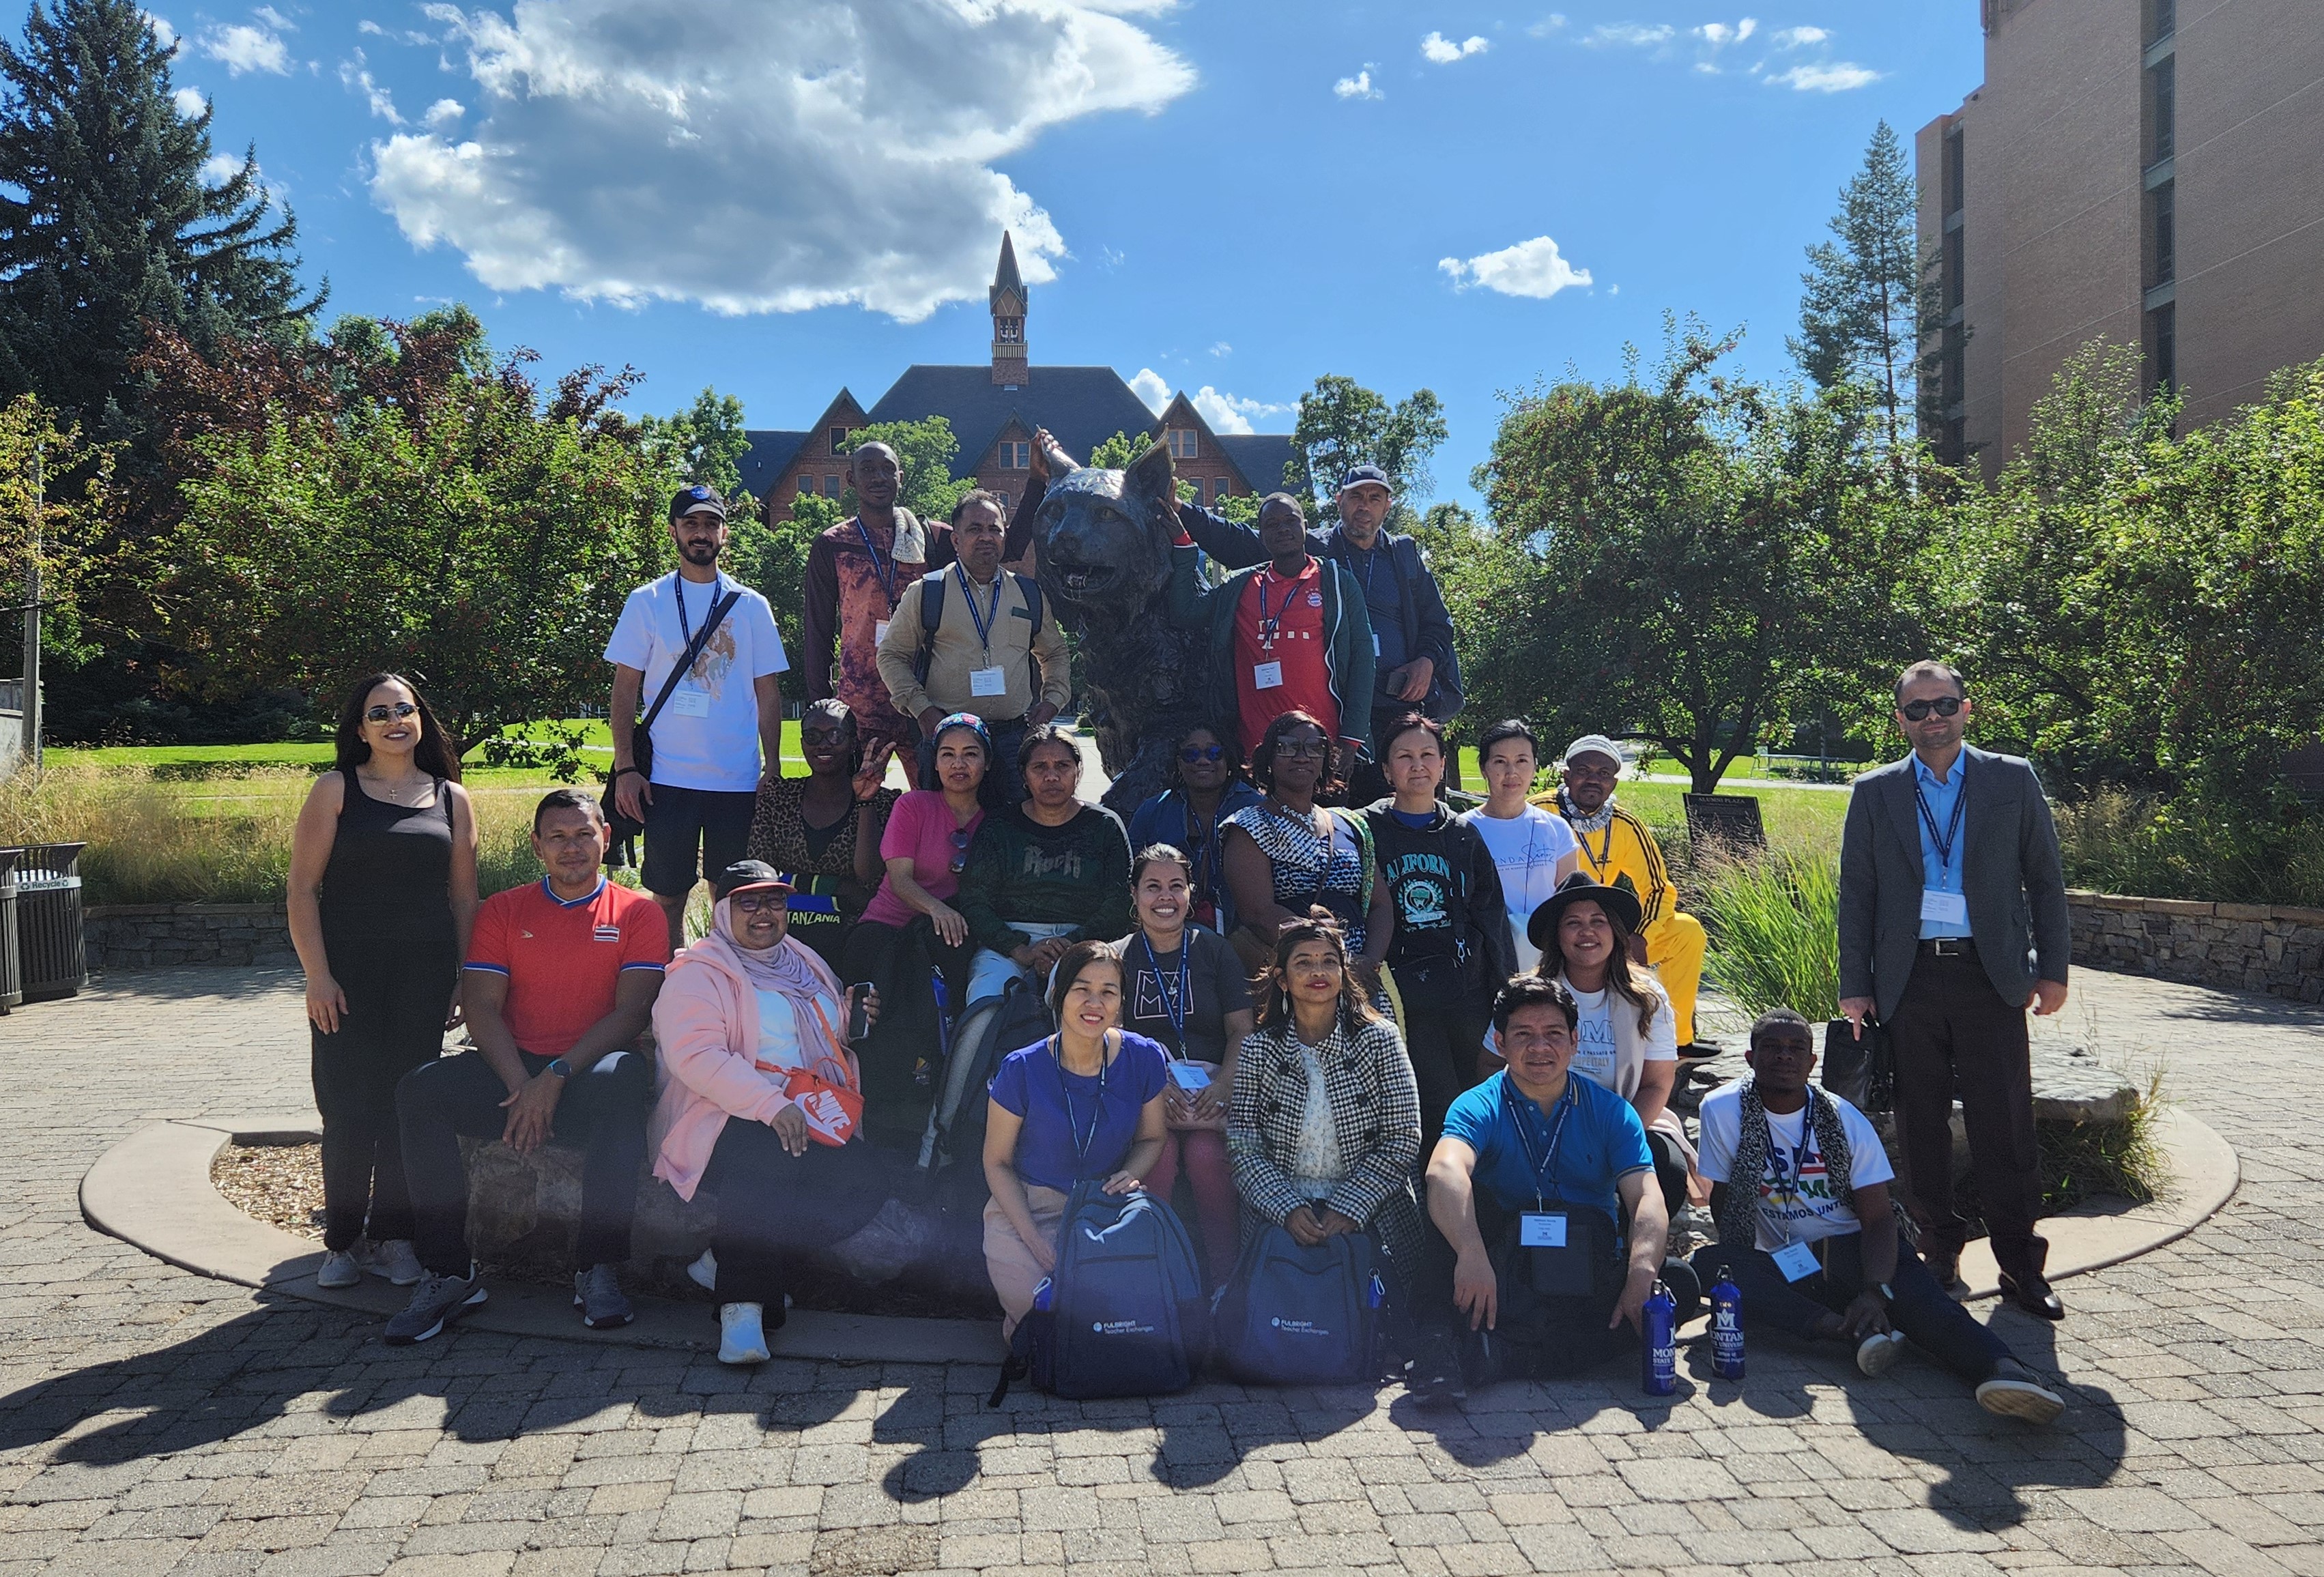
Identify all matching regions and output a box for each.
[1691,1230,2010,1383]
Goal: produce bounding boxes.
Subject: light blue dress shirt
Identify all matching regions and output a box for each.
[1912,753,1972,939]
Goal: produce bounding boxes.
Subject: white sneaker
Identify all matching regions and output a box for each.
[366,1239,425,1287]
[1856,1330,1908,1378]
[687,1249,717,1292]
[717,1302,771,1365]
[316,1249,362,1289]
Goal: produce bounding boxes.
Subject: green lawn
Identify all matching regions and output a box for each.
[52,720,810,785]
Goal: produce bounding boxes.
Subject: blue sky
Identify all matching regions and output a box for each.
[141,1,1984,506]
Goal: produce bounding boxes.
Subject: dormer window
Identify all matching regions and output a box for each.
[1165,429,1199,461]
[1001,441,1031,469]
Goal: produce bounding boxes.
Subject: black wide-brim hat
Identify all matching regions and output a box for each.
[1526,871,1644,955]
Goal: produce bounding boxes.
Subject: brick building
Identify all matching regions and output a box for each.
[736,235,1298,518]
[1918,0,2324,476]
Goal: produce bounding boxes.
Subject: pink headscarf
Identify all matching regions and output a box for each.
[710,895,858,1097]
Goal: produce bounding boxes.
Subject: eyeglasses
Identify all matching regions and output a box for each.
[1899,696,1965,721]
[948,828,975,873]
[730,892,786,914]
[1277,740,1328,759]
[1179,745,1226,764]
[801,728,848,747]
[364,702,420,724]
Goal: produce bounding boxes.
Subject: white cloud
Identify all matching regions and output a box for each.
[199,11,292,76]
[363,1,1195,321]
[1333,66,1381,100]
[145,11,177,49]
[1190,386,1290,435]
[341,53,404,124]
[1208,341,1231,358]
[1438,235,1593,300]
[1771,25,1827,47]
[173,85,207,117]
[422,97,464,129]
[1770,60,1880,91]
[199,154,240,186]
[1421,31,1489,63]
[1586,23,1674,47]
[1694,18,1756,47]
[1527,14,1567,38]
[1130,367,1172,414]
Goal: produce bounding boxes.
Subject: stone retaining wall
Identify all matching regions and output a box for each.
[83,903,294,970]
[2069,890,2324,1003]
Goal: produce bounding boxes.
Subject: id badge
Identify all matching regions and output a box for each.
[969,665,1007,697]
[668,686,712,718]
[1252,661,1284,690]
[1920,888,1968,925]
[1519,1212,1568,1249]
[1373,631,1381,656]
[1168,1062,1210,1090]
[874,620,890,645]
[1772,1241,1820,1282]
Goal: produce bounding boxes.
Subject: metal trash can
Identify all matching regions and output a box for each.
[0,850,21,1013]
[13,841,87,1002]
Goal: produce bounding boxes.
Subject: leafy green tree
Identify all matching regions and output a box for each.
[640,388,751,500]
[1792,121,1919,451]
[0,393,111,667]
[1287,375,1448,527]
[0,0,318,444]
[730,493,835,702]
[1086,428,1196,500]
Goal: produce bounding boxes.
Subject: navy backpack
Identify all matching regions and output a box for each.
[992,1182,1209,1403]
[1211,1225,1387,1387]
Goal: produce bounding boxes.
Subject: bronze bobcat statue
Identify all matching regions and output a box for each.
[1032,444,1217,813]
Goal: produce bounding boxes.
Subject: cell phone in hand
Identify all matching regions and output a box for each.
[844,983,871,1043]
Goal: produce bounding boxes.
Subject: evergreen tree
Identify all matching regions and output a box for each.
[0,0,319,444]
[1791,121,1919,449]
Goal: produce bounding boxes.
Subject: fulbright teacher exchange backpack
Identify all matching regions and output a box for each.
[992,1182,1208,1403]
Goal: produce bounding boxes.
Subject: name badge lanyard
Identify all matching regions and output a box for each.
[855,519,898,607]
[1768,1086,1822,1240]
[956,562,1005,665]
[1255,570,1294,654]
[1506,1077,1577,1213]
[1141,935,1192,1056]
[1052,1034,1110,1167]
[1914,768,1968,885]
[672,570,720,676]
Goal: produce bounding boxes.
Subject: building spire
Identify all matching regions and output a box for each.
[990,231,1029,386]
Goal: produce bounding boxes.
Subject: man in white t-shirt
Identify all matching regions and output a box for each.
[607,484,790,951]
[1693,1008,2064,1423]
[1459,719,1579,973]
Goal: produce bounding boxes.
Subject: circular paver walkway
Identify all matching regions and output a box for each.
[1,963,2319,1577]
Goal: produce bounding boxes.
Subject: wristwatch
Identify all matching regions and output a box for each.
[544,1058,573,1080]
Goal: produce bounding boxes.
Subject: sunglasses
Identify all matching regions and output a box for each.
[1179,744,1225,764]
[364,702,420,724]
[1277,740,1328,759]
[730,892,786,914]
[948,827,975,873]
[1900,696,1965,721]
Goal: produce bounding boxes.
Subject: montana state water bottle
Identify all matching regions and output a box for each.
[1641,1281,1678,1396]
[1709,1269,1745,1380]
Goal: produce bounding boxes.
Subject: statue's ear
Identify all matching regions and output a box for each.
[1126,442,1175,508]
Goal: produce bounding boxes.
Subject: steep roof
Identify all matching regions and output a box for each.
[863,364,1162,469]
[734,431,808,499]
[1216,433,1302,495]
[990,231,1025,306]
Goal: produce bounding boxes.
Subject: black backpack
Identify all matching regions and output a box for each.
[913,566,1046,693]
[924,976,1055,1200]
[1211,1225,1387,1387]
[1472,1202,1625,1381]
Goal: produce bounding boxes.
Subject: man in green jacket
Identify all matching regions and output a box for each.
[1168,492,1377,785]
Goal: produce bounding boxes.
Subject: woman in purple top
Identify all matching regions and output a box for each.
[981,939,1169,1338]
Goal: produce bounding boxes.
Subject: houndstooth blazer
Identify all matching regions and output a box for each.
[1226,1017,1424,1272]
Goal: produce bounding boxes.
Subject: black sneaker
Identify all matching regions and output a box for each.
[1405,1330,1469,1408]
[383,1267,486,1346]
[1975,1358,2065,1424]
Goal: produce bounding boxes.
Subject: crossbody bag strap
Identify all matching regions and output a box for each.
[640,584,742,733]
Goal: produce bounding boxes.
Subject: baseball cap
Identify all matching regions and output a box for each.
[670,483,728,521]
[1335,463,1393,495]
[713,860,792,901]
[1562,734,1624,768]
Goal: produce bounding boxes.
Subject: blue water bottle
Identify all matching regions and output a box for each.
[1641,1280,1678,1396]
[1710,1270,1745,1380]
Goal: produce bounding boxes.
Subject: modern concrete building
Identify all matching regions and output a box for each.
[1918,0,2324,476]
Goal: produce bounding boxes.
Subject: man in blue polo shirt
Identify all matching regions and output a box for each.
[1413,974,1697,1403]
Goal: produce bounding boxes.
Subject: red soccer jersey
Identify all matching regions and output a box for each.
[465,878,670,1057]
[1231,561,1338,752]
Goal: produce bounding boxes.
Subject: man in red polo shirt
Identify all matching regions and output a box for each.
[388,790,670,1345]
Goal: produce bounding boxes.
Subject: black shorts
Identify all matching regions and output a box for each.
[641,783,756,898]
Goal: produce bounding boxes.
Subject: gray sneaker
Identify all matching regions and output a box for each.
[316,1249,361,1289]
[365,1238,425,1287]
[573,1264,634,1330]
[383,1268,487,1346]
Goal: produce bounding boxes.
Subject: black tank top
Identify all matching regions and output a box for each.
[319,770,454,938]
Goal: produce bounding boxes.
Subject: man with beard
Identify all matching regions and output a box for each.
[1537,736,1715,1060]
[608,485,790,951]
[800,442,947,760]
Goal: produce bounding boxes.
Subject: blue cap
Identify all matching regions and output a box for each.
[670,483,727,521]
[1335,463,1393,495]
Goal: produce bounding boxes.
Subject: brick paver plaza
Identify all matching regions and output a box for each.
[1,964,2319,1576]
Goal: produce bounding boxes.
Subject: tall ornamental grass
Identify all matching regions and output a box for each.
[1694,848,1841,1023]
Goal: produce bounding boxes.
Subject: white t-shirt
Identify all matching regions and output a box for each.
[1461,805,1579,972]
[1567,983,1676,1094]
[1695,1082,1894,1251]
[605,572,788,792]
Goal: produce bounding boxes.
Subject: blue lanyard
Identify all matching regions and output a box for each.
[855,519,897,605]
[1504,1077,1577,1213]
[1913,766,1968,875]
[1051,1034,1110,1163]
[1769,1088,1821,1233]
[672,571,719,648]
[1353,542,1385,602]
[956,562,1005,657]
[1255,569,1296,650]
[1140,934,1192,1050]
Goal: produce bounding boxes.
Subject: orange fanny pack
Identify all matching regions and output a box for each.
[754,1063,862,1146]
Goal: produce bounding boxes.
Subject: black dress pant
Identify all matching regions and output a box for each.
[1889,944,2048,1286]
[698,1120,889,1310]
[310,926,456,1251]
[1396,962,1493,1153]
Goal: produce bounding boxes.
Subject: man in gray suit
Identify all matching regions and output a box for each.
[1838,661,2071,1321]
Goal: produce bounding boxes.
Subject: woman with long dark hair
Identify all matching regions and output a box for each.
[745,699,900,971]
[1125,723,1261,934]
[287,674,478,1290]
[1220,710,1392,979]
[1226,920,1422,1275]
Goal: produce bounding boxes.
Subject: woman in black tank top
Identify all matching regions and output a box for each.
[288,675,478,1283]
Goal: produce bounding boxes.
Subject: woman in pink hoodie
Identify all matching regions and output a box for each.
[649,860,885,1364]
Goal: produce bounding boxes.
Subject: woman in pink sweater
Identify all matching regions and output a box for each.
[649,860,885,1364]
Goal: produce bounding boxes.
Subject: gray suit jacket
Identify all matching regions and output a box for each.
[1837,745,2071,1019]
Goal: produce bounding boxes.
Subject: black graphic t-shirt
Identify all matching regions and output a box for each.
[1366,801,1515,987]
[1113,925,1252,1065]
